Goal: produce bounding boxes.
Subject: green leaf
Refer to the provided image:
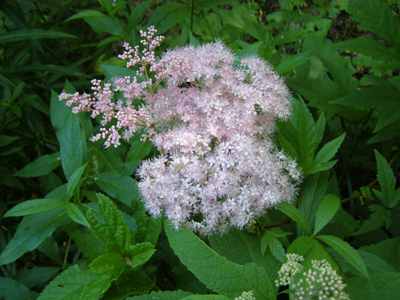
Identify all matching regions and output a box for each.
[313,194,340,235]
[209,230,281,284]
[0,277,37,300]
[37,265,99,300]
[86,193,130,253]
[360,238,400,272]
[126,290,193,300]
[66,203,90,227]
[346,272,400,300]
[345,0,400,45]
[310,133,345,174]
[358,251,396,273]
[0,29,77,43]
[4,199,65,217]
[14,152,61,177]
[132,202,162,246]
[374,150,400,207]
[90,252,126,271]
[63,10,109,22]
[0,135,19,147]
[13,267,61,289]
[125,242,155,268]
[126,140,153,175]
[275,53,311,76]
[91,173,139,206]
[261,231,286,263]
[355,205,391,235]
[277,202,312,235]
[329,37,400,63]
[78,268,121,300]
[164,220,275,300]
[298,172,330,232]
[67,162,88,200]
[128,0,153,29]
[182,296,230,300]
[316,235,370,280]
[0,206,67,265]
[147,3,189,34]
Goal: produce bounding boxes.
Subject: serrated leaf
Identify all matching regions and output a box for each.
[66,203,90,227]
[313,194,340,235]
[4,199,65,217]
[360,238,400,272]
[90,252,126,271]
[276,53,311,76]
[0,277,37,300]
[14,152,61,177]
[346,0,400,45]
[316,235,370,280]
[86,193,130,253]
[182,296,230,300]
[164,220,275,300]
[37,265,99,300]
[277,202,312,235]
[147,3,189,34]
[310,133,345,174]
[355,205,391,236]
[125,242,155,269]
[329,37,400,63]
[67,162,88,200]
[78,268,121,300]
[91,173,139,206]
[358,251,396,273]
[126,290,193,300]
[374,150,399,207]
[346,272,400,300]
[261,231,286,263]
[13,267,60,289]
[0,206,67,265]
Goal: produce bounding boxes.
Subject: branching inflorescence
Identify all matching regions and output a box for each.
[60,26,302,235]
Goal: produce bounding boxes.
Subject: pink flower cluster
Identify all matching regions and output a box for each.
[60,26,301,235]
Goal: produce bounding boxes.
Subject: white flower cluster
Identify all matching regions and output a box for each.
[60,27,302,235]
[276,254,350,300]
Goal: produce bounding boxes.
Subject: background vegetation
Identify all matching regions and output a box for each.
[0,0,399,299]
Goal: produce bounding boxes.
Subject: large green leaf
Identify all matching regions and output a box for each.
[345,0,400,45]
[277,202,312,235]
[91,173,139,206]
[147,3,189,34]
[209,230,281,285]
[164,220,275,300]
[0,29,77,43]
[313,194,340,235]
[316,235,370,279]
[37,265,100,300]
[346,272,400,300]
[0,277,37,300]
[86,193,131,253]
[0,206,68,265]
[374,150,400,208]
[4,199,65,217]
[359,238,400,272]
[14,152,61,177]
[66,162,88,200]
[127,290,193,300]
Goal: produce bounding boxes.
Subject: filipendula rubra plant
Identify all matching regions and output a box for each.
[59,26,302,235]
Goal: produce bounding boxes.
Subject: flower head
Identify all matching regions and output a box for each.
[60,27,302,235]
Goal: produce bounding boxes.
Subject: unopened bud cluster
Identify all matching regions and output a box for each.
[60,27,301,235]
[276,254,350,300]
[235,291,255,300]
